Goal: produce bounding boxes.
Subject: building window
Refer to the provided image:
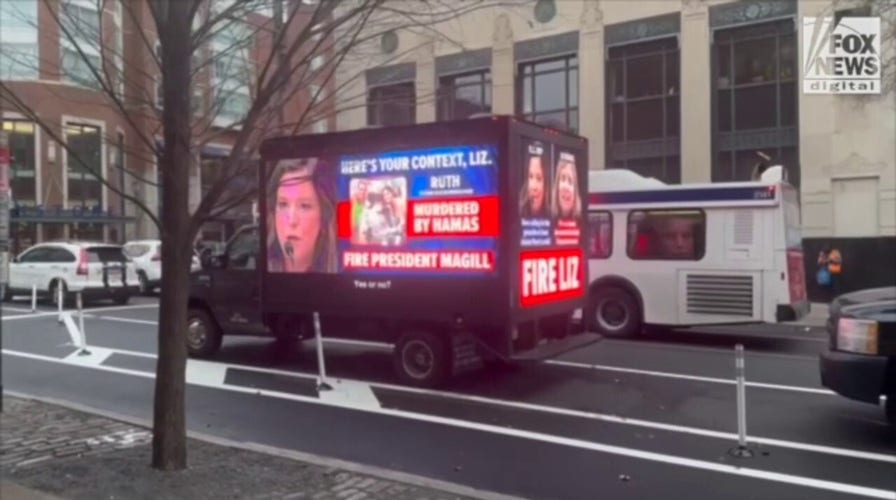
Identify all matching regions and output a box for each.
[437,70,492,121]
[588,211,613,259]
[367,82,415,127]
[713,20,798,186]
[606,37,680,184]
[517,55,578,132]
[211,18,254,126]
[59,0,103,89]
[627,209,705,261]
[1,119,38,206]
[0,0,39,80]
[312,119,328,133]
[64,122,104,209]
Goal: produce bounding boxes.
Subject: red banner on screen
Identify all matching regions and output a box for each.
[406,196,499,237]
[343,250,495,272]
[787,249,807,303]
[519,247,584,308]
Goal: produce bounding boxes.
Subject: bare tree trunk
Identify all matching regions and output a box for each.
[151,0,194,471]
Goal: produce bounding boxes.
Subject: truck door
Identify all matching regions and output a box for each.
[210,227,266,335]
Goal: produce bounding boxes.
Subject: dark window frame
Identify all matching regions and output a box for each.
[625,208,707,261]
[63,121,104,210]
[711,19,799,186]
[367,81,416,127]
[605,36,681,184]
[436,69,492,121]
[516,54,579,132]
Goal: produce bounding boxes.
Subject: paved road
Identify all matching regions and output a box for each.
[2,297,894,500]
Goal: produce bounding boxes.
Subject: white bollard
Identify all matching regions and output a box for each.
[730,343,752,458]
[76,292,90,355]
[57,284,64,323]
[313,312,331,391]
[31,284,37,313]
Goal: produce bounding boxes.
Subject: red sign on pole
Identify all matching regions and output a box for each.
[0,144,9,192]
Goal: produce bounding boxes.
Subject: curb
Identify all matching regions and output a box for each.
[3,390,524,500]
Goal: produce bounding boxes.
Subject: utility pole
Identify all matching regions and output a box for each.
[0,85,10,413]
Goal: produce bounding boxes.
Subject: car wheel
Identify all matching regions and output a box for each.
[588,287,642,338]
[186,308,222,358]
[137,272,150,295]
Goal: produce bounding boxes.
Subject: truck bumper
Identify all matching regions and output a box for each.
[819,349,889,404]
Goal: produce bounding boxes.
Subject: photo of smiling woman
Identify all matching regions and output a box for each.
[551,151,582,220]
[519,140,550,219]
[266,157,338,274]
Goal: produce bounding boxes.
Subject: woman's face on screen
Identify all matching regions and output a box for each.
[527,157,545,212]
[275,167,321,271]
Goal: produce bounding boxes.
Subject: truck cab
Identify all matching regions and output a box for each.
[186,225,271,356]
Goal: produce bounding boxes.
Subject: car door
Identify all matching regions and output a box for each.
[10,247,51,292]
[9,247,45,293]
[209,227,266,335]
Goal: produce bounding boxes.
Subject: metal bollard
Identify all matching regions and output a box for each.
[76,292,90,356]
[729,343,753,458]
[31,284,37,313]
[57,284,64,323]
[313,312,332,391]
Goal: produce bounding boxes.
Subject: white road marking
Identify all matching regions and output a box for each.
[545,359,836,395]
[5,345,891,465]
[319,337,834,396]
[90,315,158,326]
[2,348,893,500]
[319,379,382,409]
[63,346,113,366]
[2,311,63,321]
[2,306,35,313]
[187,359,228,387]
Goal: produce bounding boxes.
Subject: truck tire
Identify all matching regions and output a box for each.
[186,308,222,358]
[588,286,642,338]
[393,330,450,388]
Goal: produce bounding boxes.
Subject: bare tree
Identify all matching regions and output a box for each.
[1,0,524,470]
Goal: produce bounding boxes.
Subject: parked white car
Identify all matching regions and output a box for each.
[123,239,201,295]
[1,241,139,305]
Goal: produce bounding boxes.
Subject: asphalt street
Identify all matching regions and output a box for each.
[2,296,894,500]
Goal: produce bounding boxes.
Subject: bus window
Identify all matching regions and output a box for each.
[627,209,705,260]
[588,211,612,259]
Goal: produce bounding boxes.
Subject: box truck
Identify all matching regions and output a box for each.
[187,116,601,387]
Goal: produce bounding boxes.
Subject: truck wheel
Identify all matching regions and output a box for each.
[393,330,450,388]
[588,287,642,338]
[186,308,222,358]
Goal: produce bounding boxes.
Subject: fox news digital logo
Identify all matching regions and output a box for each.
[802,16,881,94]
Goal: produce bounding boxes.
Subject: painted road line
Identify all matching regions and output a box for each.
[319,379,382,409]
[2,311,65,321]
[64,346,114,367]
[2,348,893,500]
[68,346,896,465]
[60,313,82,347]
[2,306,36,313]
[89,315,158,326]
[319,337,832,396]
[545,359,836,396]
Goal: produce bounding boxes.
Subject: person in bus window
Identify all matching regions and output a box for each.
[520,141,549,218]
[267,157,337,273]
[551,152,582,220]
[655,215,697,259]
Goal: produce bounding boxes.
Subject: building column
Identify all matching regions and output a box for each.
[415,38,436,123]
[579,0,605,170]
[491,13,515,115]
[680,0,712,183]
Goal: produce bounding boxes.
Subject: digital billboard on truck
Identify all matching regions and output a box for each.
[264,144,500,278]
[516,136,586,309]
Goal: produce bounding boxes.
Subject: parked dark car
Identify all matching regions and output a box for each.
[819,286,896,425]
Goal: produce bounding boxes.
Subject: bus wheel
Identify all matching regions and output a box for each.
[589,287,642,338]
[393,329,450,388]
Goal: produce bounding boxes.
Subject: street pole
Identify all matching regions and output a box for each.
[0,116,10,413]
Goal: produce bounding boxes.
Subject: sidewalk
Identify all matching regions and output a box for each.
[1,395,513,500]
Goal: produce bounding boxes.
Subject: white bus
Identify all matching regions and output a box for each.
[584,166,810,337]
